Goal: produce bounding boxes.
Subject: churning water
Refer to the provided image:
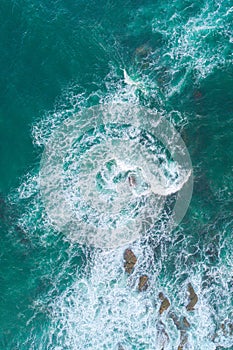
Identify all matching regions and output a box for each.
[0,0,233,349]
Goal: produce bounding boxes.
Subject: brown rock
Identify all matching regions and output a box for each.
[186,283,198,311]
[138,275,149,291]
[123,249,137,274]
[159,292,171,314]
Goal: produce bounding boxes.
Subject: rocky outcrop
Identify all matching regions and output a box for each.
[158,292,171,314]
[186,283,198,311]
[123,249,137,274]
[138,275,149,291]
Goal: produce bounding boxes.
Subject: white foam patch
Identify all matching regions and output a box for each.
[39,102,192,248]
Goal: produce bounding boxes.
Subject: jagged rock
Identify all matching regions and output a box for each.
[118,344,125,350]
[159,292,171,314]
[138,275,149,291]
[123,249,137,274]
[186,283,198,311]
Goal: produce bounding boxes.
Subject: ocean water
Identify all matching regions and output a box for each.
[0,0,233,349]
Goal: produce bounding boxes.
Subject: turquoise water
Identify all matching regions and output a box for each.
[0,0,233,349]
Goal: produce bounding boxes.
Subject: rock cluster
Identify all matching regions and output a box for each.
[122,250,200,350]
[123,249,149,291]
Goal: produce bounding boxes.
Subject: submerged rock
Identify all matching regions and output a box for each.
[123,249,137,274]
[118,344,125,350]
[169,312,190,350]
[220,319,233,336]
[182,317,190,329]
[128,175,136,187]
[186,283,198,311]
[178,330,188,350]
[169,312,182,330]
[169,313,190,330]
[138,275,149,291]
[158,292,171,314]
[193,90,202,100]
[157,320,170,349]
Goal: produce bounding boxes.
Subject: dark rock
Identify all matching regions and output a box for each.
[123,249,137,274]
[169,313,190,330]
[128,175,136,187]
[178,330,188,350]
[169,313,190,349]
[138,275,149,291]
[118,344,125,350]
[182,317,190,329]
[169,312,182,330]
[157,320,170,349]
[186,283,198,311]
[159,292,171,314]
[220,319,233,336]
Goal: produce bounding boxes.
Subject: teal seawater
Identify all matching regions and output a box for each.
[0,0,233,349]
